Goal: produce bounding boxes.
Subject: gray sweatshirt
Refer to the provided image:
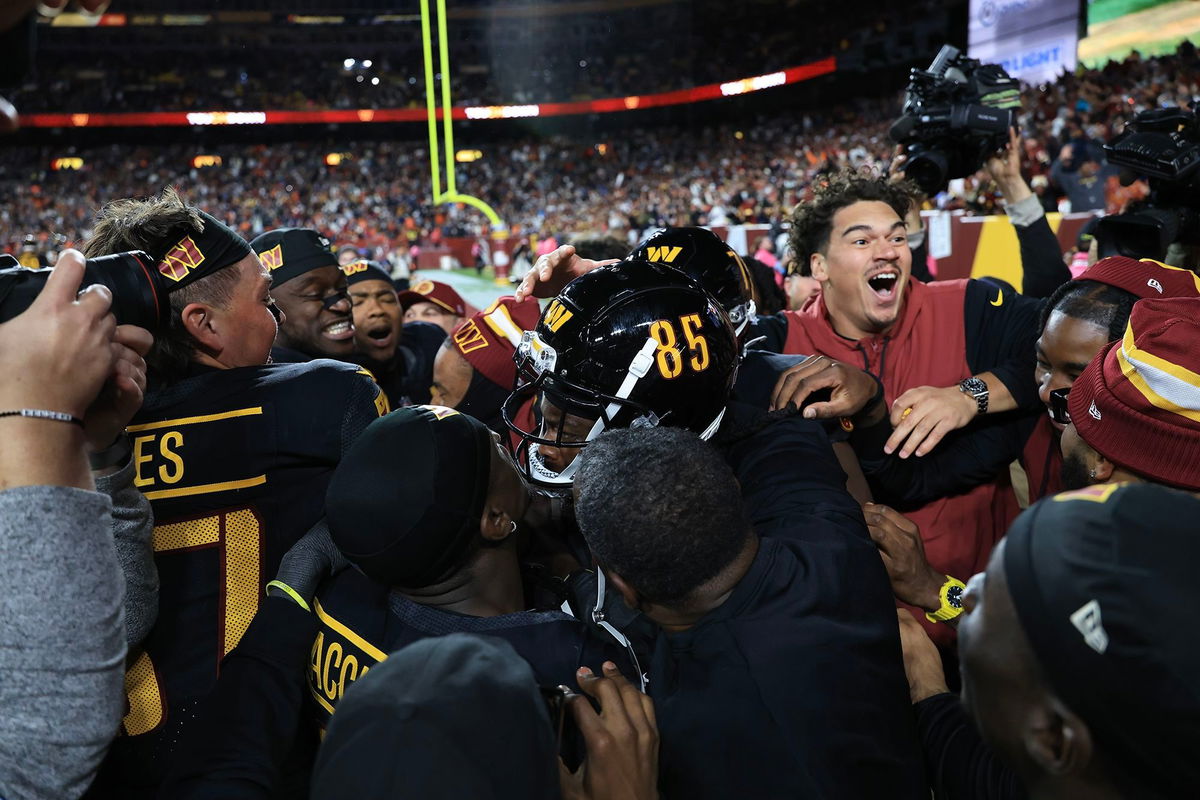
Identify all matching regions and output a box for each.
[94,458,158,647]
[0,487,127,800]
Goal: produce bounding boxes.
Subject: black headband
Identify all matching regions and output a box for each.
[155,210,252,292]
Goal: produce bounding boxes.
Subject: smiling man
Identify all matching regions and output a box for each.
[754,170,1043,644]
[251,227,356,363]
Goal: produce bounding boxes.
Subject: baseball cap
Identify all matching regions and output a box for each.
[250,227,339,287]
[1003,483,1200,798]
[340,260,392,287]
[1075,255,1200,300]
[451,296,542,390]
[399,279,466,316]
[311,634,559,800]
[326,406,493,588]
[1068,296,1200,489]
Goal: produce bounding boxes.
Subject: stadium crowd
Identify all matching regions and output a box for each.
[12,0,926,113]
[5,42,1198,265]
[4,1,1200,798]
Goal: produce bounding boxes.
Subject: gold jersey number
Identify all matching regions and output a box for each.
[122,507,263,736]
[648,313,711,380]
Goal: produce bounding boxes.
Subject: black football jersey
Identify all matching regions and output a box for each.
[307,567,630,732]
[100,359,387,794]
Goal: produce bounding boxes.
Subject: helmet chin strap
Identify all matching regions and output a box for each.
[698,407,726,441]
[732,299,757,337]
[560,567,647,692]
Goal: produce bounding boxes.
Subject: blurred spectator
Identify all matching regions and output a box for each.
[399,280,468,335]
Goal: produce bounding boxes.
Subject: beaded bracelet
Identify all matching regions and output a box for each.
[0,409,84,426]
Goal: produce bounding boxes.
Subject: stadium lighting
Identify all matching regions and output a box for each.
[455,150,483,163]
[356,75,364,83]
[363,60,373,69]
[371,77,380,86]
[22,58,837,130]
[51,158,84,171]
[343,58,355,69]
[325,153,345,166]
[192,155,222,168]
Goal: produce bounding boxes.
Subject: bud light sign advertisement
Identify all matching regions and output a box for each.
[969,0,1080,84]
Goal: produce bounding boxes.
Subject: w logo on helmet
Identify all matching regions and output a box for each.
[157,235,207,282]
[645,246,683,263]
[543,299,574,333]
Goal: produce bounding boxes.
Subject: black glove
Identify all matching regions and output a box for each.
[267,519,348,609]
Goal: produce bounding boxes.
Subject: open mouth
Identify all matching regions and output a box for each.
[867,271,899,299]
[364,325,394,347]
[323,319,355,341]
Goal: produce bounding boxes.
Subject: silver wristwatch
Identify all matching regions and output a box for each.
[959,377,989,415]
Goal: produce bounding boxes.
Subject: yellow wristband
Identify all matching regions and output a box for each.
[265,580,310,612]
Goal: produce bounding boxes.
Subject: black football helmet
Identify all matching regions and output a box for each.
[502,258,739,490]
[630,227,756,336]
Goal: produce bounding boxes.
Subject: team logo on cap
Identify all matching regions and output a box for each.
[1069,599,1109,654]
[1148,278,1163,294]
[412,279,436,295]
[259,244,284,272]
[157,235,206,282]
[453,319,489,354]
[1089,400,1102,420]
[341,261,369,276]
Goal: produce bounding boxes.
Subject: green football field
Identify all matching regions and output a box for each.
[1088,0,1180,26]
[1080,0,1200,65]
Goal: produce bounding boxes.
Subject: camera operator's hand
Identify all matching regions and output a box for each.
[0,250,117,419]
[769,354,883,423]
[886,384,976,458]
[83,324,151,453]
[514,245,620,302]
[864,503,946,614]
[896,609,949,704]
[0,250,119,490]
[985,127,1033,206]
[559,662,659,800]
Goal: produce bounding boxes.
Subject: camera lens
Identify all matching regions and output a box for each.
[0,250,169,332]
[904,150,950,196]
[82,251,170,332]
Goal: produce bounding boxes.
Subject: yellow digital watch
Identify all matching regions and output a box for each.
[925,576,967,624]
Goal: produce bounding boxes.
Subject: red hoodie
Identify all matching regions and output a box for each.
[782,279,1022,642]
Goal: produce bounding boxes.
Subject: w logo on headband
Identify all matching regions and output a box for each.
[158,236,207,282]
[341,261,369,276]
